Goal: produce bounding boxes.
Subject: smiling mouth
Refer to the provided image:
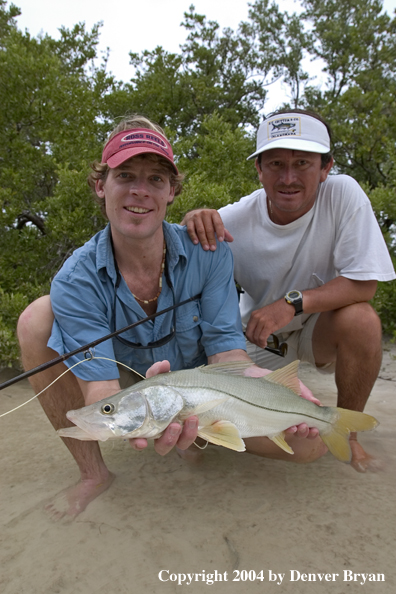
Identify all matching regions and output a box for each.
[277,188,302,195]
[125,206,151,214]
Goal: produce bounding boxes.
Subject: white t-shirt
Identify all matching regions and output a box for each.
[219,174,396,331]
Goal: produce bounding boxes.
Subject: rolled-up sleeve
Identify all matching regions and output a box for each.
[48,269,120,381]
[198,242,246,357]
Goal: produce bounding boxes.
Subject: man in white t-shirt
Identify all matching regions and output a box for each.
[183,108,396,472]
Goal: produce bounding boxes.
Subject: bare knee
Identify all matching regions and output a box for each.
[17,295,54,351]
[334,303,382,353]
[318,303,381,349]
[336,302,380,333]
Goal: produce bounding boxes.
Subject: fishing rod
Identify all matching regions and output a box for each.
[0,293,202,391]
[1,294,287,392]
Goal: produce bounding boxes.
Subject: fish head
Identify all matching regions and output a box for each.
[66,388,148,441]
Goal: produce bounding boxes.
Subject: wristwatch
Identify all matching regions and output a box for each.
[284,290,303,316]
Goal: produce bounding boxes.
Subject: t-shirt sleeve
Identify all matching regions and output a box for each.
[333,180,395,281]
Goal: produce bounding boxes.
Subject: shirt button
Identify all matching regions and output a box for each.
[193,316,198,322]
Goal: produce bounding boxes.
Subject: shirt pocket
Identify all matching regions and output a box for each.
[175,301,204,367]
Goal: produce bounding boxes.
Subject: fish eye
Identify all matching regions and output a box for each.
[101,403,115,415]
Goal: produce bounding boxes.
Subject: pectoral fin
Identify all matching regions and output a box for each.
[193,398,229,415]
[179,398,229,422]
[198,421,246,452]
[269,431,295,455]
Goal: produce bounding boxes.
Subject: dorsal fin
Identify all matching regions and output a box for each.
[200,361,254,376]
[263,360,301,395]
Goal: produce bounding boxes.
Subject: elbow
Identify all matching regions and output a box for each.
[354,279,378,302]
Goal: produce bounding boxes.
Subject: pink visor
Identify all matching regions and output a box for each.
[102,128,179,174]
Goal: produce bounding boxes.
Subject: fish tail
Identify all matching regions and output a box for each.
[321,408,379,462]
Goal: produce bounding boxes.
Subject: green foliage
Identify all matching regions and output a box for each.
[0,3,113,366]
[366,184,396,336]
[0,288,31,367]
[371,268,396,338]
[300,0,396,188]
[125,5,270,135]
[167,113,257,222]
[1,0,396,367]
[366,184,396,255]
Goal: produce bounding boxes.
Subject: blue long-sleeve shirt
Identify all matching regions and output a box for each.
[49,222,246,381]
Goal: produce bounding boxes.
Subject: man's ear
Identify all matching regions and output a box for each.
[320,157,334,182]
[167,186,176,206]
[255,158,264,183]
[95,178,105,198]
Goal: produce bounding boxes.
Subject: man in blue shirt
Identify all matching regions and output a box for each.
[17,115,323,520]
[48,221,245,381]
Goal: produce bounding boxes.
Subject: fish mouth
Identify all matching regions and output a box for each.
[65,411,114,441]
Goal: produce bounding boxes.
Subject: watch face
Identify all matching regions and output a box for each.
[288,290,300,300]
[285,290,303,315]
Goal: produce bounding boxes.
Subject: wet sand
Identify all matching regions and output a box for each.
[1,342,395,594]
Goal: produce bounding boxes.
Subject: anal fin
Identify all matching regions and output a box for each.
[269,431,295,455]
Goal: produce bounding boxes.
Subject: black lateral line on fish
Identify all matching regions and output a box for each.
[190,386,332,426]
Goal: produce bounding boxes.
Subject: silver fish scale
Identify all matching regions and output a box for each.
[136,368,336,427]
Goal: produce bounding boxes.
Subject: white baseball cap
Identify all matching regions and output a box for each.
[247,112,331,160]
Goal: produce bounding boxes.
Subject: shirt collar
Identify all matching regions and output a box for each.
[163,221,187,275]
[96,224,118,284]
[95,222,187,283]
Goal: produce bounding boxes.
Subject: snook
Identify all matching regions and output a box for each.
[58,361,378,462]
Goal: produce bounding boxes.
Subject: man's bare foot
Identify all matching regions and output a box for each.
[44,472,116,521]
[349,440,384,473]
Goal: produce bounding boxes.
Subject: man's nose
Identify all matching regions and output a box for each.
[279,166,298,185]
[130,177,149,194]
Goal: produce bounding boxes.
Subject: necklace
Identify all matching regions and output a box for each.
[268,198,273,218]
[131,240,166,304]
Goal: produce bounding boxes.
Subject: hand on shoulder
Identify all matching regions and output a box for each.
[181,209,233,251]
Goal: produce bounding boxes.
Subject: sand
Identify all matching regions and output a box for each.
[0,343,395,594]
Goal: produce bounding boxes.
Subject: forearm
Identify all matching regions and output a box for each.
[77,378,122,406]
[208,349,253,364]
[301,277,377,315]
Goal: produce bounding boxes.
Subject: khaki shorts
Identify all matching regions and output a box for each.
[246,313,335,374]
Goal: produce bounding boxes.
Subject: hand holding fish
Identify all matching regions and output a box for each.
[246,299,295,348]
[129,360,199,455]
[243,364,320,439]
